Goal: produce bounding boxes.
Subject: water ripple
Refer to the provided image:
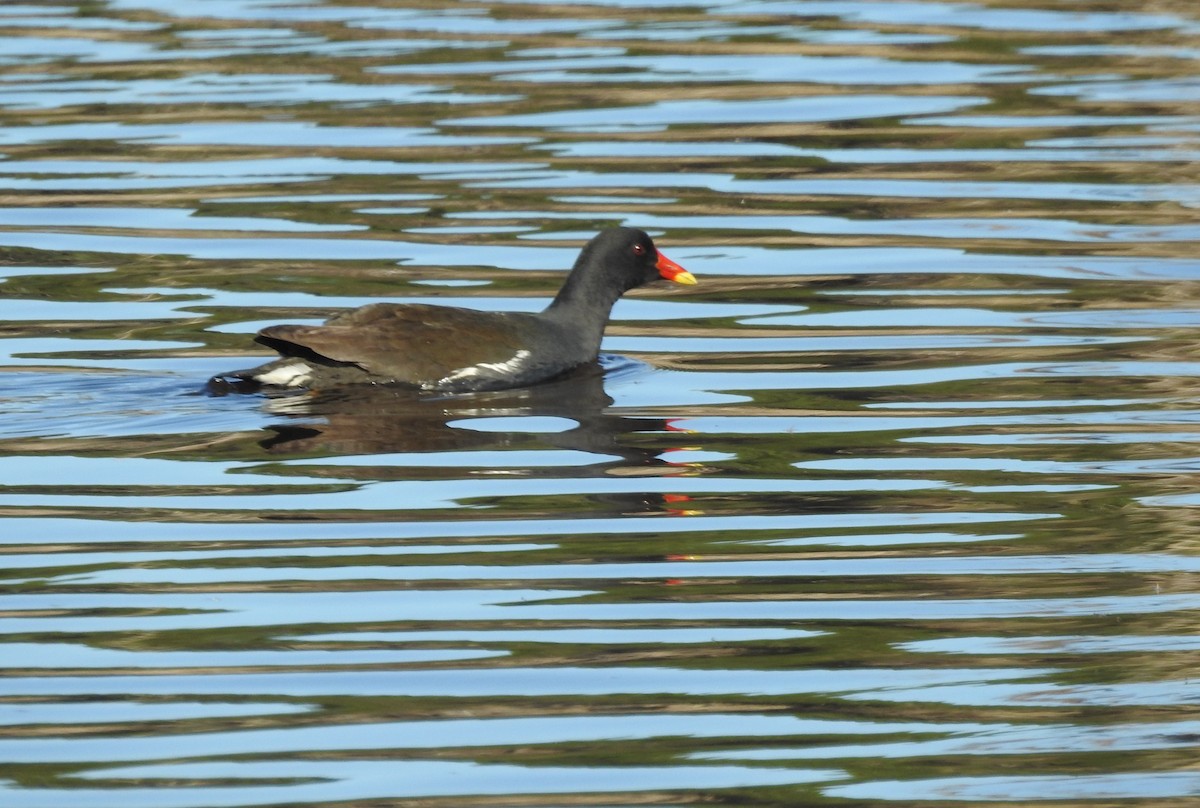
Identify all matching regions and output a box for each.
[1,0,1196,804]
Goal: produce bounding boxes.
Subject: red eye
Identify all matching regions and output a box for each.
[632,243,646,255]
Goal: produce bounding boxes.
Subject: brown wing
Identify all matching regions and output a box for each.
[256,303,532,384]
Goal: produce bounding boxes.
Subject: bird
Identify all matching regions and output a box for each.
[209,227,696,394]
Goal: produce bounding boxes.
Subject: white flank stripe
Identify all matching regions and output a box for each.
[439,349,532,386]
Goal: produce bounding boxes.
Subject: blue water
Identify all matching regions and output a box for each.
[0,0,1198,805]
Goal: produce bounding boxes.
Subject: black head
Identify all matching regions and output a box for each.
[571,227,695,295]
[545,227,695,329]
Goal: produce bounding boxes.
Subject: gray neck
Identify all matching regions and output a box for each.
[542,269,625,352]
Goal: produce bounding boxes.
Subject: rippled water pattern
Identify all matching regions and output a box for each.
[1,0,1198,805]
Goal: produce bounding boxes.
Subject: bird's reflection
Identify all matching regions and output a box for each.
[246,361,700,486]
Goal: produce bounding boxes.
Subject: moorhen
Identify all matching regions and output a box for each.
[210,227,696,394]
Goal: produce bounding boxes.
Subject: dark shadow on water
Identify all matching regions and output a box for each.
[244,357,680,472]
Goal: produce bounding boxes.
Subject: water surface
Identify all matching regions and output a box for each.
[1,0,1198,805]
